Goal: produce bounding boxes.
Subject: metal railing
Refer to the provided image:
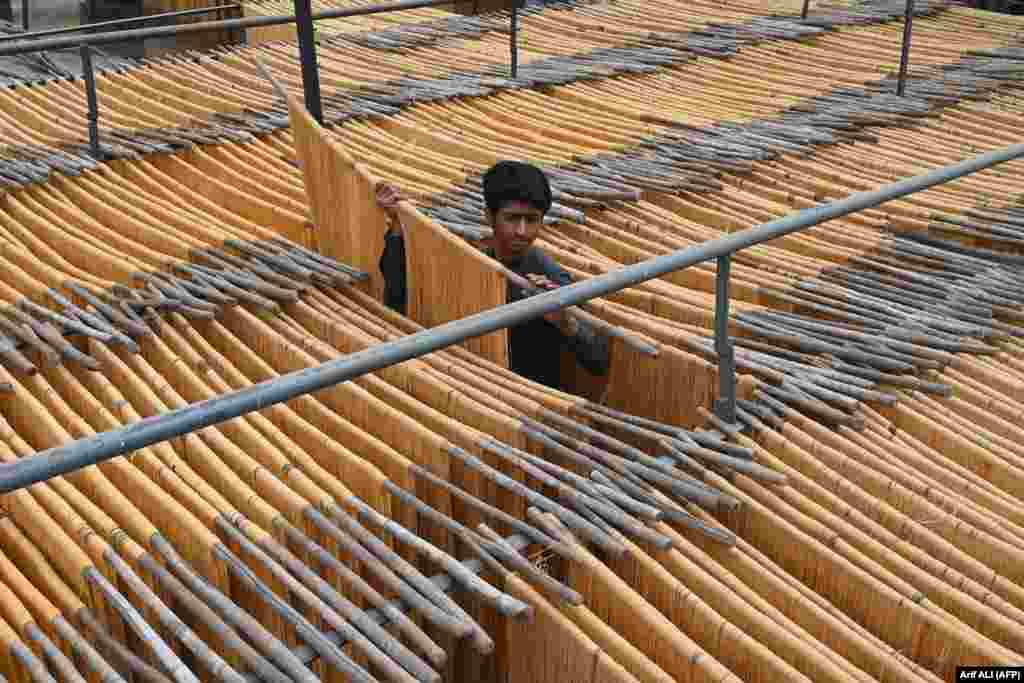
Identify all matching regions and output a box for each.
[801,0,918,96]
[1,141,1022,495]
[0,0,928,148]
[0,0,482,53]
[0,0,524,131]
[897,0,916,96]
[0,3,239,42]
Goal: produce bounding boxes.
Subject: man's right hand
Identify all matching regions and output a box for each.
[526,274,560,292]
[375,182,403,234]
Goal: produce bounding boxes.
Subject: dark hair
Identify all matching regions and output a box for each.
[482,161,552,215]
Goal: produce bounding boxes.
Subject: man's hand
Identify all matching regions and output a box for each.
[528,274,579,335]
[376,182,403,234]
[376,182,402,211]
[527,274,559,291]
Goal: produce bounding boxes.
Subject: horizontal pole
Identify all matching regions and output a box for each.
[0,0,465,56]
[1,142,1022,495]
[0,4,239,42]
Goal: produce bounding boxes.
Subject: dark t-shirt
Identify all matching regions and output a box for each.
[379,231,609,390]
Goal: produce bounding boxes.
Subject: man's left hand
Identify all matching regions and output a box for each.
[528,275,578,334]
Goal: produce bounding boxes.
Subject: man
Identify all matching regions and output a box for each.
[377,160,609,391]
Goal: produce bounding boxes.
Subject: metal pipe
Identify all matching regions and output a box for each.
[0,0,456,56]
[896,0,915,96]
[79,44,101,159]
[509,0,518,79]
[0,0,464,56]
[714,255,736,424]
[1,142,1023,495]
[293,0,323,124]
[0,4,238,42]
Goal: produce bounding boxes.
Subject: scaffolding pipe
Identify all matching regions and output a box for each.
[0,4,238,42]
[897,0,915,95]
[509,0,518,78]
[0,0,467,56]
[714,255,736,423]
[293,0,323,124]
[79,43,101,158]
[1,142,1023,495]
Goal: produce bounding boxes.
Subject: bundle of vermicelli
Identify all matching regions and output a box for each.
[238,0,851,49]
[4,0,1022,177]
[285,85,509,363]
[266,10,1024,683]
[240,0,462,46]
[0,111,770,683]
[0,309,631,682]
[0,0,1022,681]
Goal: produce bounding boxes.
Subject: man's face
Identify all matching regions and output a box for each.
[490,200,544,262]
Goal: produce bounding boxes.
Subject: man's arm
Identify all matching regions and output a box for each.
[530,249,611,377]
[530,248,573,287]
[561,316,611,377]
[379,228,407,315]
[376,183,408,315]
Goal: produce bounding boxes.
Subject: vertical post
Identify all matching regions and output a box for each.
[237,0,248,46]
[79,44,102,159]
[800,0,810,20]
[509,0,518,79]
[896,0,915,96]
[21,0,28,31]
[293,0,323,124]
[713,255,736,424]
